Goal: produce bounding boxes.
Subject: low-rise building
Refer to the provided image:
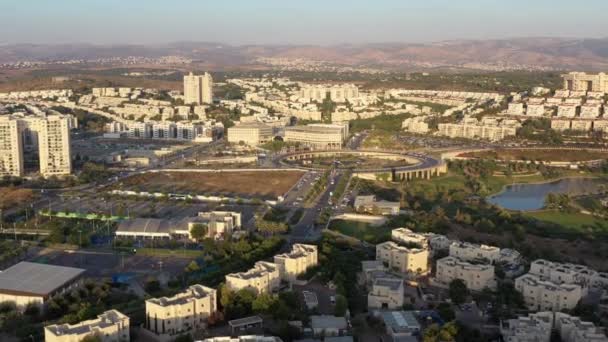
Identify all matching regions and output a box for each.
[0,262,84,310]
[273,244,318,282]
[449,241,500,264]
[551,119,572,131]
[143,285,217,342]
[354,195,400,216]
[201,337,282,342]
[391,228,428,248]
[225,261,280,294]
[435,256,496,291]
[115,211,242,241]
[571,120,592,131]
[500,311,553,342]
[529,259,608,290]
[284,124,347,150]
[501,312,608,342]
[555,312,608,342]
[379,311,421,340]
[45,310,130,342]
[367,278,404,310]
[526,104,546,117]
[376,241,429,276]
[310,315,348,337]
[514,274,582,312]
[227,122,274,146]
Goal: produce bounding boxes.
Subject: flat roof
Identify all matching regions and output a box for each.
[0,262,85,297]
[381,311,420,333]
[229,315,263,327]
[310,315,347,330]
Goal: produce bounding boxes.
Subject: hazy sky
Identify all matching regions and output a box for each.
[1,0,607,45]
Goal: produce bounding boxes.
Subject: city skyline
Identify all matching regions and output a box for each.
[1,0,608,45]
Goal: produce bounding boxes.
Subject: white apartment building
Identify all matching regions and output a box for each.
[143,285,217,342]
[299,84,359,103]
[45,310,130,342]
[500,311,553,342]
[437,121,518,141]
[375,241,429,276]
[201,337,282,342]
[571,120,592,132]
[401,117,430,134]
[184,72,213,104]
[435,256,496,291]
[514,274,582,312]
[273,244,318,282]
[227,122,274,146]
[529,259,608,290]
[225,261,280,295]
[551,119,572,131]
[563,72,608,93]
[391,228,428,248]
[526,104,546,117]
[0,116,23,177]
[555,312,608,342]
[367,278,405,310]
[284,124,347,150]
[448,241,501,264]
[0,114,71,177]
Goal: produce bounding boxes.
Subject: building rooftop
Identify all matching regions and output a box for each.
[228,315,264,328]
[147,284,215,307]
[310,315,347,330]
[45,310,127,337]
[0,262,85,297]
[380,311,421,334]
[374,278,404,291]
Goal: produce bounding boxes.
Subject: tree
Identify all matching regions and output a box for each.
[189,223,208,241]
[252,293,277,314]
[185,260,200,273]
[423,322,458,342]
[436,302,455,321]
[449,279,469,305]
[334,294,348,316]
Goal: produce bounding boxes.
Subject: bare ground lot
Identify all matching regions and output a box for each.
[111,170,304,199]
[462,148,608,162]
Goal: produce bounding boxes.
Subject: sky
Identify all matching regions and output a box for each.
[1,0,607,45]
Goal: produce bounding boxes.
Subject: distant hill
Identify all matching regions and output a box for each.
[2,37,608,71]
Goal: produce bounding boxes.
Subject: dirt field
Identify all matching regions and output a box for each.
[462,149,608,162]
[113,170,304,199]
[0,187,35,210]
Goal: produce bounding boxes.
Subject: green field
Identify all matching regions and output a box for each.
[328,219,391,243]
[525,210,607,231]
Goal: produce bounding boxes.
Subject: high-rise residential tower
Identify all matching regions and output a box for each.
[184,72,213,104]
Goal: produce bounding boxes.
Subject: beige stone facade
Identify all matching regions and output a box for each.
[367,278,404,310]
[0,116,23,177]
[225,261,280,294]
[375,241,429,276]
[515,274,582,312]
[273,244,318,282]
[45,310,130,342]
[143,285,217,341]
[562,72,608,93]
[0,114,71,177]
[284,124,347,150]
[435,256,496,291]
[184,72,213,104]
[227,123,274,146]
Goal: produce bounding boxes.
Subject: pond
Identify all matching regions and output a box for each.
[486,177,603,211]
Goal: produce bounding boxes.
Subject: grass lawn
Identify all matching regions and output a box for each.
[328,219,391,243]
[525,210,607,231]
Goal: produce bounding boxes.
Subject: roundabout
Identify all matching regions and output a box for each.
[279,149,447,181]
